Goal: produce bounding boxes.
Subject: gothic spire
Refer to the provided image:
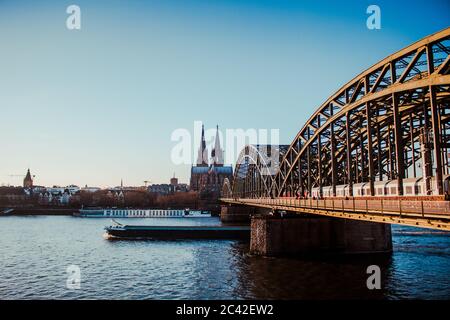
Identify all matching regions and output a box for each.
[212,125,224,166]
[196,124,208,166]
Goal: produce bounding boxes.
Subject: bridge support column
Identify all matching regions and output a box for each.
[250,214,392,257]
[220,204,271,223]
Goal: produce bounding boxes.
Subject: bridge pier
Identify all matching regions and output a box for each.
[220,204,271,223]
[250,214,392,256]
[220,204,251,223]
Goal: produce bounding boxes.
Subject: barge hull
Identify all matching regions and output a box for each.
[105,226,250,240]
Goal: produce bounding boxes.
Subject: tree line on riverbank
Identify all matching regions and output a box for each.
[0,188,200,209]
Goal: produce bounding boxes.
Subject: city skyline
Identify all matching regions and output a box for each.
[1,0,449,187]
[0,167,186,189]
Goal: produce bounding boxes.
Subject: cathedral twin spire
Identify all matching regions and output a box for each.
[196,125,224,167]
[211,125,224,166]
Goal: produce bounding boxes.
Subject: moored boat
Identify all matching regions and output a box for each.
[0,208,14,215]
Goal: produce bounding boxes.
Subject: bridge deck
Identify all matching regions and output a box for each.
[221,198,450,231]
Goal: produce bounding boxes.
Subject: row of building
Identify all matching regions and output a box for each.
[16,170,191,205]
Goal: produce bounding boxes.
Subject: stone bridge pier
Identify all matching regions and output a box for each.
[220,204,271,223]
[250,212,392,256]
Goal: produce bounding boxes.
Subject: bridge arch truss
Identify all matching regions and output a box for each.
[228,28,450,199]
[229,144,288,198]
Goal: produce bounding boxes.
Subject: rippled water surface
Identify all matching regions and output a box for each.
[0,215,449,299]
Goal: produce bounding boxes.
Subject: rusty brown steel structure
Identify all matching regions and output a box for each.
[227,144,289,198]
[228,28,450,199]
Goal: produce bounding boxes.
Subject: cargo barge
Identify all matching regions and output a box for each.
[104,223,250,240]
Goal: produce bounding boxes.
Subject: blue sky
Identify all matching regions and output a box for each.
[0,0,449,187]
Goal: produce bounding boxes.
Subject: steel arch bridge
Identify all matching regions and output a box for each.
[228,27,450,199]
[222,28,450,230]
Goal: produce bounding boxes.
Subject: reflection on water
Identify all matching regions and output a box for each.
[233,249,392,299]
[0,216,448,299]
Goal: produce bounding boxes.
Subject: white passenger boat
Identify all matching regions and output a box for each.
[76,208,211,218]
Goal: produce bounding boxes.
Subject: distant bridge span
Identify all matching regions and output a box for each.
[222,28,450,232]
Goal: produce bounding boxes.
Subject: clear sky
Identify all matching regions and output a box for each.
[0,0,449,187]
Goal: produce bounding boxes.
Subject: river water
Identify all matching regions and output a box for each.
[0,215,449,299]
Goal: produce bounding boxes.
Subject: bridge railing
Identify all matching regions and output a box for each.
[225,197,450,219]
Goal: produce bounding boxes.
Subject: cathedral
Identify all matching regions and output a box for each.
[190,125,233,197]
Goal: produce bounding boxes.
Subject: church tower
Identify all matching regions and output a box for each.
[23,168,33,188]
[211,125,224,166]
[190,123,233,193]
[196,124,209,166]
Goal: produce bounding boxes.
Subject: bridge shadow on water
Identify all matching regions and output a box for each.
[225,224,450,300]
[226,241,393,300]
